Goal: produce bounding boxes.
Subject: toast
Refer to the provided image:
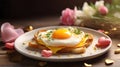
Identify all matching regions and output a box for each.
[29,32,93,54]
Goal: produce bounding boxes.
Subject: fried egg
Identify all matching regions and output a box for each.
[38,27,85,47]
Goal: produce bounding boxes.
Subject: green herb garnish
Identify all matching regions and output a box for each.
[46,31,52,37]
[46,31,53,41]
[85,34,89,38]
[74,28,81,34]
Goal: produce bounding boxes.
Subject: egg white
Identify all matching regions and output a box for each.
[38,29,85,47]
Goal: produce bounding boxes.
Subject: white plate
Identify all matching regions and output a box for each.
[15,26,112,62]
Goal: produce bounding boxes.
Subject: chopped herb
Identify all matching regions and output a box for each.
[46,31,52,38]
[85,34,89,37]
[74,28,81,34]
[68,28,71,31]
[46,31,53,41]
[55,28,58,30]
[68,27,74,32]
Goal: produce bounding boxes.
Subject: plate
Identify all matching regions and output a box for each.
[15,26,112,62]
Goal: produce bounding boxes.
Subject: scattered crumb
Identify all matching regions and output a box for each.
[114,48,120,54]
[23,42,26,45]
[84,63,92,67]
[89,52,92,55]
[57,55,61,58]
[34,51,37,54]
[28,51,32,53]
[24,25,34,32]
[117,44,120,47]
[23,41,27,45]
[93,46,97,51]
[81,54,84,57]
[67,54,73,58]
[105,59,114,65]
[104,31,109,35]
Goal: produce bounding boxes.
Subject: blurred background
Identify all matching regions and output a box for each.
[0,0,111,20]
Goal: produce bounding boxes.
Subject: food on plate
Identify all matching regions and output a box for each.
[28,27,93,54]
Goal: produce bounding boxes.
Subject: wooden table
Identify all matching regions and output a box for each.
[0,16,120,67]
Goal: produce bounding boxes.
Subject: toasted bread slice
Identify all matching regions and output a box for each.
[29,39,39,48]
[29,29,93,54]
[58,33,93,54]
[29,39,48,50]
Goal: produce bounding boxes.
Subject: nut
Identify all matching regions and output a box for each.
[114,48,120,54]
[84,63,92,67]
[105,59,114,65]
[117,44,120,47]
[24,26,33,32]
[104,31,109,35]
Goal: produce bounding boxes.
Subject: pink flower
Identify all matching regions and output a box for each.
[98,6,108,15]
[60,8,75,25]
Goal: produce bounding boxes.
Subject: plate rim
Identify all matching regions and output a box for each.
[15,26,112,62]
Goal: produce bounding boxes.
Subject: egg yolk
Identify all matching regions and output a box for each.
[52,29,71,39]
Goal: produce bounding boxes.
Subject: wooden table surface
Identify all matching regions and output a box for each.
[0,16,120,67]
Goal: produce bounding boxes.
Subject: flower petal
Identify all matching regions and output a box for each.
[82,2,96,17]
[1,22,24,43]
[1,27,19,42]
[95,0,104,8]
[60,8,75,25]
[15,28,24,36]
